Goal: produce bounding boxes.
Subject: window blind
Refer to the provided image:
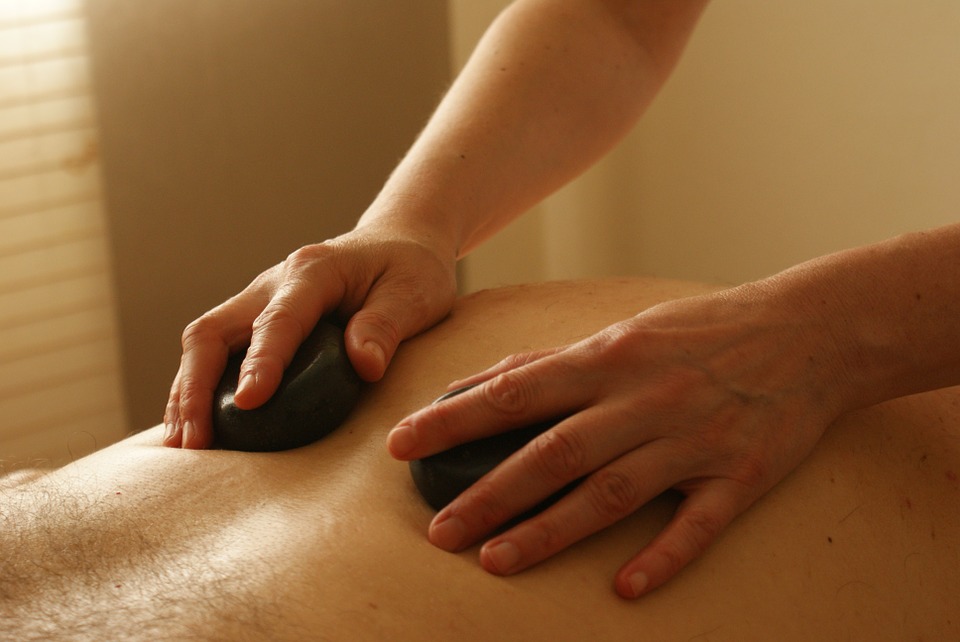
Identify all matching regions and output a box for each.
[0,0,126,470]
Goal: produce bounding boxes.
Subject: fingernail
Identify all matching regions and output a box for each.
[387,424,417,458]
[236,372,256,398]
[429,514,467,551]
[483,541,521,575]
[163,422,177,444]
[363,341,385,369]
[627,571,649,598]
[181,420,196,448]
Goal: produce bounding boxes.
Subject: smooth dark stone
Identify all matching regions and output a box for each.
[409,385,561,511]
[213,320,362,452]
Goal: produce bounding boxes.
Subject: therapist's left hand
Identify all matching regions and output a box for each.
[387,282,857,598]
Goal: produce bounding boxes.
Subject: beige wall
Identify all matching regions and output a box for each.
[87,1,450,429]
[87,0,960,429]
[459,0,960,290]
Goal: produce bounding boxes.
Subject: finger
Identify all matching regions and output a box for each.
[170,290,269,449]
[432,437,681,563]
[386,351,590,460]
[175,317,247,449]
[236,253,345,409]
[344,277,453,382]
[446,348,566,391]
[162,369,183,446]
[613,480,751,599]
[173,334,229,450]
[427,405,663,551]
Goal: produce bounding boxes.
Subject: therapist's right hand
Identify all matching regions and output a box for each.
[162,224,457,449]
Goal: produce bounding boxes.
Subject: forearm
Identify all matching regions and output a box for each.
[357,0,708,258]
[758,222,960,411]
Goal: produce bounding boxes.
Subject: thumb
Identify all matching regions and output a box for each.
[345,288,450,382]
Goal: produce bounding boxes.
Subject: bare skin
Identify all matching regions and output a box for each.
[162,0,960,598]
[389,226,960,597]
[4,278,959,641]
[164,0,710,447]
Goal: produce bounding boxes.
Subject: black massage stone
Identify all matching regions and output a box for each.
[409,385,558,511]
[213,320,362,452]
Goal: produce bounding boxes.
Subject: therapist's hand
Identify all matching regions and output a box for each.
[387,283,855,598]
[164,225,456,449]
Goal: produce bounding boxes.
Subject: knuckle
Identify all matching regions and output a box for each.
[176,376,212,412]
[688,508,726,543]
[677,416,739,462]
[247,269,274,290]
[483,370,537,417]
[419,401,472,451]
[650,510,726,580]
[497,352,539,372]
[252,298,307,339]
[672,508,726,563]
[523,514,567,553]
[654,542,687,579]
[584,468,641,521]
[523,428,587,484]
[180,314,222,350]
[278,244,341,296]
[731,453,769,488]
[467,482,511,530]
[420,408,454,445]
[284,242,334,272]
[683,422,725,457]
[164,395,179,422]
[591,319,642,354]
[246,262,284,292]
[499,353,526,370]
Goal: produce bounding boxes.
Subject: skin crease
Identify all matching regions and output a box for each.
[163,0,960,598]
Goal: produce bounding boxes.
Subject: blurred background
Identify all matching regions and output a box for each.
[2,0,958,468]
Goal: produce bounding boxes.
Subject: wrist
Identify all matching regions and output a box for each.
[745,271,879,414]
[748,235,959,414]
[355,191,462,266]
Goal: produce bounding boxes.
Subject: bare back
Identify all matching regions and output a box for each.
[2,278,957,640]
